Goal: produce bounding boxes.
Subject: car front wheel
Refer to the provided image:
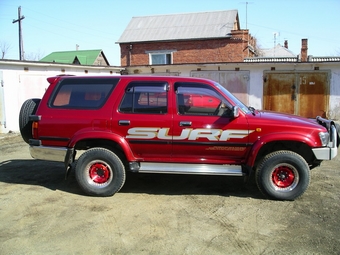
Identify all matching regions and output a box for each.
[256,150,310,201]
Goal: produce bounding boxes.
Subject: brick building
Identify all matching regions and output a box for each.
[116,10,257,67]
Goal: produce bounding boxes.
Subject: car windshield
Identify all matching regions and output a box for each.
[213,82,251,114]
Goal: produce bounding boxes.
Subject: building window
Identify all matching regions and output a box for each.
[150,53,172,65]
[145,50,176,65]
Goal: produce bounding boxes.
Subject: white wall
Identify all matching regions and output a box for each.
[0,60,122,133]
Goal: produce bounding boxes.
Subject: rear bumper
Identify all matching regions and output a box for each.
[29,145,68,162]
[29,139,74,169]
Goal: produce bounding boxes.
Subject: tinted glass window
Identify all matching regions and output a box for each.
[51,78,118,109]
[119,81,168,114]
[175,82,232,116]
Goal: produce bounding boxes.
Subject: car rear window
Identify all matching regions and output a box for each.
[50,78,119,109]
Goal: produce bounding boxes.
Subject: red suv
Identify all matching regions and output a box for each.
[19,75,339,200]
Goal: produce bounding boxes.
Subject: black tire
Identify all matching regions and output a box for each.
[255,150,310,201]
[19,98,41,144]
[334,123,340,147]
[75,148,126,196]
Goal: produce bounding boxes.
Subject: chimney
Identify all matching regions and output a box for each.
[300,39,308,62]
[284,40,288,49]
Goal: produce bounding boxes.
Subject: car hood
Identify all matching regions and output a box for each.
[255,110,323,129]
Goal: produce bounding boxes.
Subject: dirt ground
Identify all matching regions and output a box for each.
[0,133,339,255]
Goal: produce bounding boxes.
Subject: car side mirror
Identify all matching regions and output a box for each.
[232,106,240,118]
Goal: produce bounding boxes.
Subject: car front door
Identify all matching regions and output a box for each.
[171,81,250,164]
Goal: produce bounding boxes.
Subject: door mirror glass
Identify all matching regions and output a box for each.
[233,106,240,118]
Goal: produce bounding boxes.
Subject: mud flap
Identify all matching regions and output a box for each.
[64,148,75,179]
[242,165,252,184]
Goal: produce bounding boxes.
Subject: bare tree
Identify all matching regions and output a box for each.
[248,35,262,57]
[24,49,45,61]
[335,48,340,56]
[0,41,11,59]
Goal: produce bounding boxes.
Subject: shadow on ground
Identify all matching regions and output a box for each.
[0,159,263,199]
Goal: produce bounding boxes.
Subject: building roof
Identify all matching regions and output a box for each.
[116,9,240,43]
[259,44,296,58]
[39,49,109,65]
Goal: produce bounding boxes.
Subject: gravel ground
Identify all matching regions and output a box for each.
[0,133,340,255]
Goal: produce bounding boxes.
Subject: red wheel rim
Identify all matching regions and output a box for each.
[272,166,295,188]
[89,162,111,184]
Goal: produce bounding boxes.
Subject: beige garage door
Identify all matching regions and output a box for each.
[263,71,329,118]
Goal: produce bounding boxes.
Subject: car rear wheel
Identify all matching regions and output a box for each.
[256,150,310,201]
[75,148,126,196]
[19,98,41,144]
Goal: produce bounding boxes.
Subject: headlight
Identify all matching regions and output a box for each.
[319,132,330,146]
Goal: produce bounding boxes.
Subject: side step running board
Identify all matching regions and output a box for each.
[133,162,244,176]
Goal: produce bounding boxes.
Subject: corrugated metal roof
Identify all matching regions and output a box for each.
[40,49,106,65]
[259,44,296,57]
[117,10,239,43]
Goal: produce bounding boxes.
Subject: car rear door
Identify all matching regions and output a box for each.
[113,79,172,162]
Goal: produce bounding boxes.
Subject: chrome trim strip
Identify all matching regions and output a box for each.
[138,162,244,176]
[29,145,68,162]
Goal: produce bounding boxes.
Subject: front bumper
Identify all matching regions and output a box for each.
[312,124,338,160]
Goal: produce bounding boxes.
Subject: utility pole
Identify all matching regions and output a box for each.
[12,6,25,60]
[241,1,253,30]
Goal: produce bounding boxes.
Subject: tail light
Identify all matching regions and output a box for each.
[32,121,39,139]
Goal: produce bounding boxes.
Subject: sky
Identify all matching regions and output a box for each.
[1,0,340,66]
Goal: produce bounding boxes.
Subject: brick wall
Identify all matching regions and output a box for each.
[120,30,254,66]
[300,39,308,62]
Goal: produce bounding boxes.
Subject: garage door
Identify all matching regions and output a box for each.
[263,71,330,118]
[191,71,249,105]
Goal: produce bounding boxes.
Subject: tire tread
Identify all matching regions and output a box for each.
[255,150,310,201]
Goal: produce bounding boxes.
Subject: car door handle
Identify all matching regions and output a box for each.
[119,120,130,126]
[180,121,192,127]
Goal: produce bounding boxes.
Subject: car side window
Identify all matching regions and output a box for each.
[175,82,232,116]
[119,81,168,114]
[51,78,118,109]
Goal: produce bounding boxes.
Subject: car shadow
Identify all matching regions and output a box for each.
[0,159,264,199]
[0,159,83,195]
[121,172,263,199]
